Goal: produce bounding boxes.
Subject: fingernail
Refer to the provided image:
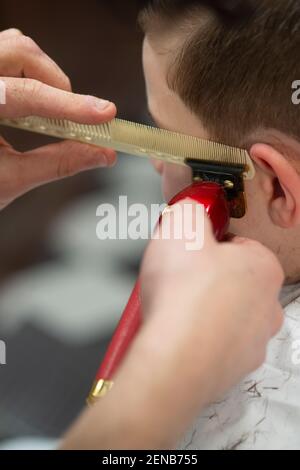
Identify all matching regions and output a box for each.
[96,153,110,167]
[86,96,111,111]
[96,153,117,168]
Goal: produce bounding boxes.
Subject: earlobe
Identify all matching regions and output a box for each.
[250,143,300,229]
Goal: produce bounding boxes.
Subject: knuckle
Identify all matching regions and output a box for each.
[56,145,77,179]
[62,74,72,91]
[18,78,45,114]
[5,28,23,37]
[25,78,44,98]
[21,78,44,105]
[18,35,42,55]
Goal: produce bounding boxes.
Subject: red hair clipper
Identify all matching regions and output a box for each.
[88,160,247,403]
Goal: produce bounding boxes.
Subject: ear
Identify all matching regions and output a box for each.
[250,143,300,228]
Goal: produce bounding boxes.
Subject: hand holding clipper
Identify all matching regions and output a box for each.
[88,180,230,403]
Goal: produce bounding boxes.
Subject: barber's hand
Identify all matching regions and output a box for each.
[61,201,284,450]
[138,200,284,439]
[0,29,117,210]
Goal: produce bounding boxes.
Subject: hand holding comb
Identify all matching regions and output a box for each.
[0,115,255,403]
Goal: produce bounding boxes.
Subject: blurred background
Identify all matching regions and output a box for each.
[0,0,162,445]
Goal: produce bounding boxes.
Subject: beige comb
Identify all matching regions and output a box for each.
[0,116,255,180]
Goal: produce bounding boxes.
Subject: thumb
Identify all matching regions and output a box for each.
[20,140,116,190]
[0,140,116,209]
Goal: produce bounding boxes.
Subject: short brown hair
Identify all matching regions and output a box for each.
[139,0,300,147]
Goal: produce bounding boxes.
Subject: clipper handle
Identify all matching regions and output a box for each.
[88,182,230,403]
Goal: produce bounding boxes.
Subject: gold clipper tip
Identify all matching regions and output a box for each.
[87,379,114,405]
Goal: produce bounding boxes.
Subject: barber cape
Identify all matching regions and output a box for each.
[180,284,300,450]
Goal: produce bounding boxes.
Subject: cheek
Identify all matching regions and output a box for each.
[162,163,193,202]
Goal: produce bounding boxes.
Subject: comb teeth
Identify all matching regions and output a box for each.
[111,119,250,168]
[0,116,255,180]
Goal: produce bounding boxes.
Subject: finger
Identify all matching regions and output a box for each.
[11,140,117,192]
[0,28,23,41]
[231,236,285,286]
[0,77,117,124]
[0,35,71,91]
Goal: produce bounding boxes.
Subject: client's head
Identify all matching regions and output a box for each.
[139,0,300,282]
